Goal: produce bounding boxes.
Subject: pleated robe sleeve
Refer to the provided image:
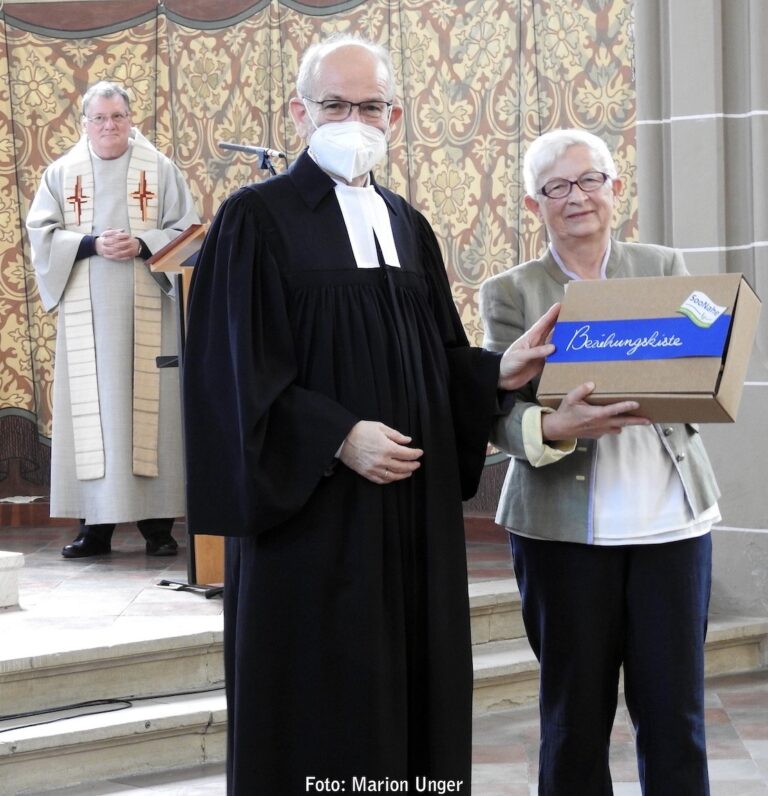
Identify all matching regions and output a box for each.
[414,212,504,500]
[26,166,86,312]
[182,189,359,537]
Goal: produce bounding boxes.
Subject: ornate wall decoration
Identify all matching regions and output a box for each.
[0,0,635,495]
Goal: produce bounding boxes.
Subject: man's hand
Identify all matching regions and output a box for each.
[339,421,423,485]
[96,228,140,261]
[498,303,560,390]
[541,382,651,441]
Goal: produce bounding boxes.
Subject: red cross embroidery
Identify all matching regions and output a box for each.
[131,171,156,222]
[66,176,89,226]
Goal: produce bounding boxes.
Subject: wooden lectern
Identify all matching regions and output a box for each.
[148,224,225,593]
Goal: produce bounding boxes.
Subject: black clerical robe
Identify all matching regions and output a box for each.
[183,152,502,795]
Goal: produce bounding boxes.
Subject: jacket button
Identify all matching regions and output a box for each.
[663,427,674,436]
[676,453,686,462]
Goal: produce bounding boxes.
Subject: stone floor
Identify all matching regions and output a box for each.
[2,520,767,795]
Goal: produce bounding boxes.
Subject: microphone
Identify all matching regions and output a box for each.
[218,142,286,159]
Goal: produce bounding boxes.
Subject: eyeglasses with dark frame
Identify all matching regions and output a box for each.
[538,170,610,200]
[303,98,393,121]
[84,112,130,126]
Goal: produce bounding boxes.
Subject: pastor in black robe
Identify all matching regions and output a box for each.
[183,151,503,795]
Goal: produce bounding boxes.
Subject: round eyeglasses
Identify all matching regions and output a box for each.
[539,170,610,199]
[303,98,393,121]
[85,112,130,126]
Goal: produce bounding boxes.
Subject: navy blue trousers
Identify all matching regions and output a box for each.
[510,532,712,796]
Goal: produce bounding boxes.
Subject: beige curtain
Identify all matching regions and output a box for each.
[0,0,636,497]
[635,0,768,613]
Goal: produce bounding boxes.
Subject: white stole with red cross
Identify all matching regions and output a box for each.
[61,131,162,480]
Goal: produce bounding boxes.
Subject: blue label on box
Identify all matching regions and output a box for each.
[548,314,731,363]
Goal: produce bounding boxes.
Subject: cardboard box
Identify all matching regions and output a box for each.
[536,273,761,422]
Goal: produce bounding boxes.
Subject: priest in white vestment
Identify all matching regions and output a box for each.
[26,81,200,558]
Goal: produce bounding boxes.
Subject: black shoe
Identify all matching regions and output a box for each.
[62,532,112,559]
[146,537,178,557]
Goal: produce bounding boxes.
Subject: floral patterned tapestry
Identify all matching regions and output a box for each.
[0,0,635,496]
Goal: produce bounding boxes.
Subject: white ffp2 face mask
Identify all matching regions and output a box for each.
[309,121,388,182]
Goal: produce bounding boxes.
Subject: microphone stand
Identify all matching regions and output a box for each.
[259,150,277,176]
[218,141,286,176]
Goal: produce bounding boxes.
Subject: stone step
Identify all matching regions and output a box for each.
[704,614,768,676]
[0,616,224,718]
[472,614,768,715]
[469,577,524,645]
[0,690,226,795]
[2,580,765,793]
[0,583,516,721]
[473,637,540,714]
[0,551,24,609]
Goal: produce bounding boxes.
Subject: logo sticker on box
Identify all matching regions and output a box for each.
[677,291,727,328]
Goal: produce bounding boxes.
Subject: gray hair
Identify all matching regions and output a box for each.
[523,129,617,196]
[82,81,131,117]
[296,34,396,100]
